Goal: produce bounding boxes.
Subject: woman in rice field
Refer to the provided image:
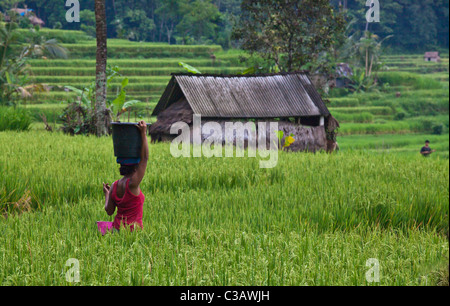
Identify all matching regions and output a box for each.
[102,121,149,232]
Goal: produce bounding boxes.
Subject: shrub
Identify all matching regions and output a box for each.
[394,112,406,121]
[0,107,33,131]
[328,87,350,97]
[433,124,444,135]
[59,102,97,135]
[418,119,435,133]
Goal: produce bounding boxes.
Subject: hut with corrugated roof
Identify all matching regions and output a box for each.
[149,72,339,152]
[424,52,441,62]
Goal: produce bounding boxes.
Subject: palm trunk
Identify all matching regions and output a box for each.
[365,48,369,77]
[166,23,174,45]
[368,54,374,77]
[95,0,109,136]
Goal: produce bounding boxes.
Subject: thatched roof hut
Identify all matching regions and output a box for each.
[150,72,339,152]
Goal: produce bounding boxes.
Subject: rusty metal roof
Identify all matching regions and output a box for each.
[152,72,330,118]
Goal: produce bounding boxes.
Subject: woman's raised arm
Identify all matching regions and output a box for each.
[129,121,149,192]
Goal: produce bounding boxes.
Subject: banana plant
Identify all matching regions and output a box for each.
[64,84,94,108]
[109,77,140,122]
[346,68,376,93]
[64,65,141,122]
[179,62,202,74]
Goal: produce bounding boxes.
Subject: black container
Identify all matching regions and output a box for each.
[112,122,145,158]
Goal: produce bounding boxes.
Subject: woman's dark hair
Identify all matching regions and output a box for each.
[119,164,138,176]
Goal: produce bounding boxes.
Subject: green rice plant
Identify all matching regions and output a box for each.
[428,73,450,82]
[332,111,374,123]
[0,107,33,131]
[25,92,160,106]
[339,121,418,135]
[329,106,393,116]
[338,115,449,135]
[398,97,449,116]
[23,92,78,103]
[339,133,449,149]
[58,42,223,59]
[397,89,449,99]
[29,58,234,68]
[0,132,447,232]
[377,72,443,90]
[338,133,449,159]
[30,76,172,84]
[12,39,225,60]
[342,91,386,104]
[0,131,448,285]
[329,97,360,107]
[392,66,449,74]
[16,29,92,44]
[30,66,245,77]
[19,104,66,123]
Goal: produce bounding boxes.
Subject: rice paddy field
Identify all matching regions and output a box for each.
[1,29,449,286]
[0,132,448,285]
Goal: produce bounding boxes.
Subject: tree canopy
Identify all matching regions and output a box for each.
[0,0,448,51]
[233,0,347,72]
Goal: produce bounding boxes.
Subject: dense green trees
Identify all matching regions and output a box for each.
[0,0,239,47]
[233,0,346,72]
[0,13,67,105]
[332,0,449,51]
[0,0,448,51]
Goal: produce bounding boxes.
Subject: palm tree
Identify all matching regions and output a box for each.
[352,31,392,77]
[1,15,67,105]
[94,0,109,136]
[23,27,68,59]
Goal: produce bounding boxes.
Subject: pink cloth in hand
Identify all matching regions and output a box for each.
[97,221,114,235]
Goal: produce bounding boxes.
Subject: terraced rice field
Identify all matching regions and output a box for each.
[27,40,246,106]
[2,29,448,286]
[15,30,450,140]
[328,54,449,136]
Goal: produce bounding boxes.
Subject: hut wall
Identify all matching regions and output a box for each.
[149,99,329,152]
[192,119,327,152]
